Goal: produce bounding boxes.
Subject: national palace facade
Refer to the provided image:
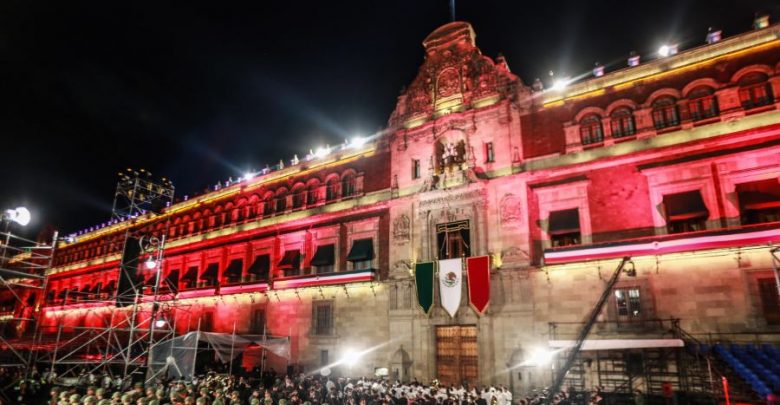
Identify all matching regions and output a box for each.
[3,19,780,398]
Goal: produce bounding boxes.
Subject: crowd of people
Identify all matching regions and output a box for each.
[3,366,535,405]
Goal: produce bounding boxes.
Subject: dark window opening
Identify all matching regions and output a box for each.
[342,175,356,198]
[292,190,306,209]
[663,190,709,233]
[739,72,774,110]
[275,194,287,212]
[485,142,495,163]
[610,107,636,138]
[347,238,374,270]
[200,312,214,332]
[199,263,219,287]
[307,186,319,206]
[737,179,780,225]
[688,86,719,121]
[436,220,471,259]
[249,308,266,334]
[312,301,333,336]
[326,179,339,202]
[263,199,274,216]
[247,254,271,281]
[580,114,604,145]
[758,278,780,325]
[182,266,199,290]
[615,288,642,320]
[311,244,335,274]
[412,159,421,180]
[279,250,301,277]
[164,270,179,294]
[548,208,581,247]
[652,97,680,129]
[223,259,243,285]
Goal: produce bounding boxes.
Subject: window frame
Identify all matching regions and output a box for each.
[610,107,636,138]
[579,114,604,145]
[652,96,680,130]
[311,300,334,336]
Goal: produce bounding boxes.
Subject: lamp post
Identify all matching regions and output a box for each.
[1,207,31,264]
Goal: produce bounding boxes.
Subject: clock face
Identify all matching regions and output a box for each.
[437,68,460,98]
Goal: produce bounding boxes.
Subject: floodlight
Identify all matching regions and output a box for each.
[342,350,361,367]
[144,257,158,270]
[350,136,366,148]
[551,79,568,92]
[526,348,555,366]
[314,147,329,158]
[243,172,255,181]
[658,45,671,57]
[155,319,167,328]
[4,207,31,226]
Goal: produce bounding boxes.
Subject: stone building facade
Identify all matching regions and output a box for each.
[5,19,780,398]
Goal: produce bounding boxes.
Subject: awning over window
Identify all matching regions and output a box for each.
[278,250,301,269]
[103,280,116,292]
[223,259,243,277]
[182,266,198,281]
[549,209,580,235]
[201,263,219,280]
[346,239,374,262]
[91,282,102,294]
[164,269,180,291]
[737,179,780,210]
[310,244,335,267]
[247,255,270,276]
[80,284,91,294]
[57,289,68,299]
[663,191,708,220]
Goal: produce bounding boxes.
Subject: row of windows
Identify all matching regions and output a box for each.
[55,173,363,267]
[577,72,775,146]
[45,236,376,306]
[547,178,780,248]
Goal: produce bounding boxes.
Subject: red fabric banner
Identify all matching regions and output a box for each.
[466,256,490,315]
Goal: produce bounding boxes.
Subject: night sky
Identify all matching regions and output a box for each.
[0,0,776,236]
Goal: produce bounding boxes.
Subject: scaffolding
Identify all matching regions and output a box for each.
[38,169,178,386]
[0,224,57,373]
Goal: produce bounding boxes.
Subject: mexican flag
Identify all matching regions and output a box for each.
[438,258,463,318]
[414,262,435,315]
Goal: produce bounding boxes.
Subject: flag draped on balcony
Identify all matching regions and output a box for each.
[438,258,463,318]
[466,256,490,315]
[414,262,434,315]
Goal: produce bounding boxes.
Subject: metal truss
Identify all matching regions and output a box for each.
[111,168,174,222]
[0,227,57,374]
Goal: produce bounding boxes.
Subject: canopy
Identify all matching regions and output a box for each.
[347,238,374,262]
[200,263,219,280]
[549,209,580,235]
[149,331,290,380]
[247,255,270,277]
[737,179,780,210]
[310,244,335,266]
[223,259,243,277]
[548,339,684,351]
[663,190,708,220]
[278,250,300,268]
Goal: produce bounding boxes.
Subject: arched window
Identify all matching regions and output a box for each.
[652,96,680,129]
[275,189,287,212]
[579,114,603,145]
[262,193,274,216]
[342,173,356,198]
[738,72,774,109]
[688,86,719,121]
[291,185,306,209]
[325,177,339,202]
[610,107,636,138]
[306,182,320,206]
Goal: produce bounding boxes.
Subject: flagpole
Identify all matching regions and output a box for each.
[260,322,267,375]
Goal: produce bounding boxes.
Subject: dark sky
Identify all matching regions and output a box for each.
[0,0,776,236]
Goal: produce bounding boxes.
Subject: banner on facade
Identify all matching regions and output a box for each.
[414,262,435,315]
[438,258,463,318]
[467,255,490,315]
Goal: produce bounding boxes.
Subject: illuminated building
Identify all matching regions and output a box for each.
[5,17,780,399]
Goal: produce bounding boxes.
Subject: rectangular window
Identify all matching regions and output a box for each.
[278,250,302,277]
[311,244,336,274]
[662,190,709,233]
[436,220,471,259]
[223,258,243,285]
[312,301,334,336]
[412,159,421,180]
[736,179,780,225]
[758,279,780,325]
[615,288,641,319]
[249,308,266,334]
[320,350,329,366]
[246,254,271,281]
[200,312,214,332]
[485,142,495,163]
[346,238,374,270]
[548,209,581,247]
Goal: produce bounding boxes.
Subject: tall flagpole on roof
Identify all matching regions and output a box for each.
[449,0,456,21]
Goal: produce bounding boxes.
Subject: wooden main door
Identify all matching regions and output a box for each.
[435,325,478,385]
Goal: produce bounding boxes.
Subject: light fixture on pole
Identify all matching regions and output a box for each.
[3,207,31,226]
[144,256,158,270]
